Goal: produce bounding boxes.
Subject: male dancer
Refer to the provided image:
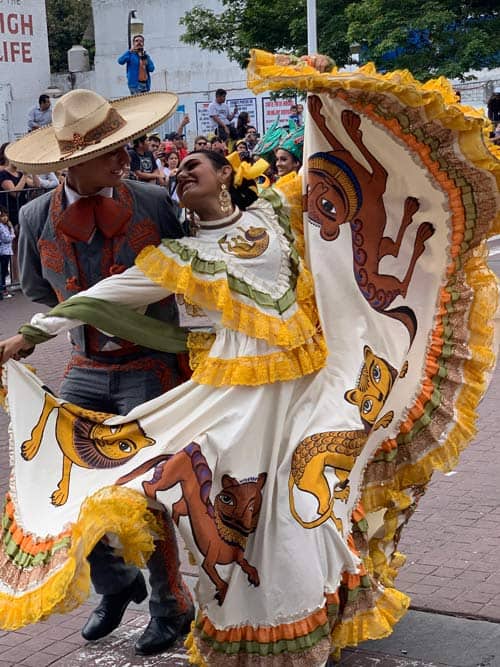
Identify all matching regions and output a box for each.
[11,88,194,656]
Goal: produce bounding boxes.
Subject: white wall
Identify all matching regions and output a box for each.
[91,0,280,145]
[0,0,51,141]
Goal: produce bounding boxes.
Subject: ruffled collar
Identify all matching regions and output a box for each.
[190,207,242,235]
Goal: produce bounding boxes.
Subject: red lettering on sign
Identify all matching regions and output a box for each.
[0,40,33,62]
[21,41,31,62]
[7,14,18,34]
[21,14,33,37]
[0,13,34,37]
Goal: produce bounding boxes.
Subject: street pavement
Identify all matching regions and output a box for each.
[0,290,499,666]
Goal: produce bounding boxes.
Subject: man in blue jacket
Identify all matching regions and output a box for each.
[118,35,155,95]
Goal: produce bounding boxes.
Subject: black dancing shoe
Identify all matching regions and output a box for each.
[134,607,195,656]
[81,571,147,641]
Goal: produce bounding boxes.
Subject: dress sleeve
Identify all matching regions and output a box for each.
[69,264,172,308]
[26,265,172,337]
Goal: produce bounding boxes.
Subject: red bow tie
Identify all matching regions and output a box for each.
[58,195,131,243]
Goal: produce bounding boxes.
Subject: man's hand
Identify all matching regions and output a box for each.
[0,335,34,365]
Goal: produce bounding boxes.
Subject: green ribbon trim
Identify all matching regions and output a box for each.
[199,622,330,656]
[1,508,71,568]
[18,325,55,346]
[22,297,188,354]
[162,239,298,315]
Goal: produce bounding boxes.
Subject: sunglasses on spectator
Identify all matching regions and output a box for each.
[195,141,208,146]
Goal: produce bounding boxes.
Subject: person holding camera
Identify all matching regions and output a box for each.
[118,35,155,95]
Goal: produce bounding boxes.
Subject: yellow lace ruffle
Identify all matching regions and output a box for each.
[275,171,305,259]
[248,49,500,236]
[185,624,209,666]
[360,244,499,591]
[331,586,410,649]
[191,336,327,386]
[136,245,320,350]
[0,487,158,631]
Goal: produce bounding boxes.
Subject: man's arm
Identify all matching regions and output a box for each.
[134,169,162,183]
[18,204,59,307]
[27,107,38,131]
[146,54,155,73]
[117,50,131,65]
[38,173,59,189]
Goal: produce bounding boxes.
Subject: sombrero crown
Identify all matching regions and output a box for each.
[6,88,178,173]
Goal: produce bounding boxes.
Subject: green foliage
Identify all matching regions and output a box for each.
[45,0,94,72]
[179,0,351,70]
[180,0,500,81]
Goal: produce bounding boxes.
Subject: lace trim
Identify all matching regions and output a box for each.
[0,487,158,631]
[136,246,319,349]
[191,336,327,386]
[178,199,296,300]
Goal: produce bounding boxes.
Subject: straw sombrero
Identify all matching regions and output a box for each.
[6,89,178,173]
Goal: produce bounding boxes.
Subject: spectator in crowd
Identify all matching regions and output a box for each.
[296,103,304,125]
[5,87,193,655]
[210,135,228,156]
[208,88,237,141]
[27,94,52,132]
[234,111,251,140]
[487,92,500,123]
[161,150,181,211]
[118,35,155,95]
[235,139,249,158]
[0,206,15,300]
[0,142,40,226]
[493,123,500,146]
[165,132,188,161]
[244,126,259,154]
[193,135,209,151]
[37,172,60,189]
[288,104,300,126]
[129,135,164,184]
[147,134,163,170]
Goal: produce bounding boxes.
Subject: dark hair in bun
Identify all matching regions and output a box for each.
[190,150,258,211]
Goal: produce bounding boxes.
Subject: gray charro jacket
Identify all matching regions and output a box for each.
[18,179,183,357]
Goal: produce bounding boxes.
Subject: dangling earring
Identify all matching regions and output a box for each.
[219,183,232,214]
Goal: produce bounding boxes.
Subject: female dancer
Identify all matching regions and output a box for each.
[1,50,499,665]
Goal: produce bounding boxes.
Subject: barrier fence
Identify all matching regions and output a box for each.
[1,186,47,290]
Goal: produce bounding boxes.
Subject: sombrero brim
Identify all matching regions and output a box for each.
[5,91,178,173]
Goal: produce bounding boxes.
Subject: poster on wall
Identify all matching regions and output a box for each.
[196,97,258,136]
[227,97,257,130]
[195,102,212,136]
[262,96,297,132]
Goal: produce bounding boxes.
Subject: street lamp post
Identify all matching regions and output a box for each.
[127,10,144,49]
[307,0,317,54]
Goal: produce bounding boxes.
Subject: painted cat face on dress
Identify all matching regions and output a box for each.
[214,473,267,547]
[344,345,399,432]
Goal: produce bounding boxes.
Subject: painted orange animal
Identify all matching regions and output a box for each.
[21,391,155,506]
[116,442,267,605]
[307,94,435,344]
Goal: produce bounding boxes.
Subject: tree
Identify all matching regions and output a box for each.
[45,0,94,73]
[346,0,500,80]
[180,0,500,81]
[180,0,352,71]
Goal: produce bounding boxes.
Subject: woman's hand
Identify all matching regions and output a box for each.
[0,335,34,365]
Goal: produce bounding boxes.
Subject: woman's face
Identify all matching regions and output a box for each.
[167,153,179,170]
[275,149,299,177]
[176,152,231,208]
[236,142,248,155]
